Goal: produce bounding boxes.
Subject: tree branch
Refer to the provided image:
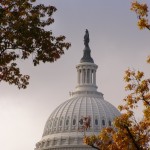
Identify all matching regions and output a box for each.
[124,125,141,150]
[89,144,100,150]
[141,93,150,106]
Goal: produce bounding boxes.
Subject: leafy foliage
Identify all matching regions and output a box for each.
[84,69,150,150]
[131,1,150,64]
[83,2,150,149]
[131,1,150,30]
[0,0,71,89]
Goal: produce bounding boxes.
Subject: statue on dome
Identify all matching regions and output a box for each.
[84,29,89,47]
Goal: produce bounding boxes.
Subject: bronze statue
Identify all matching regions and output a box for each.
[84,29,89,47]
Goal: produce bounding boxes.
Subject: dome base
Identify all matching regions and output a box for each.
[35,131,99,150]
[70,90,103,98]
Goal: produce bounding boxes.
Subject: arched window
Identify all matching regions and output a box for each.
[109,120,111,126]
[95,119,98,125]
[73,119,76,125]
[66,119,69,126]
[79,118,83,125]
[102,119,105,126]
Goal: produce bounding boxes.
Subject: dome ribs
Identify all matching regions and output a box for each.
[70,97,80,131]
[93,97,102,131]
[63,98,77,131]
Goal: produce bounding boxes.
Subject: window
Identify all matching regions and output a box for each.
[66,119,69,126]
[95,119,98,125]
[102,119,105,126]
[109,120,111,126]
[73,119,76,125]
[79,118,83,125]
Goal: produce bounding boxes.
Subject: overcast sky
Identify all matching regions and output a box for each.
[0,0,150,150]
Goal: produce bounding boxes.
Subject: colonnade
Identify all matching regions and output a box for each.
[77,66,96,85]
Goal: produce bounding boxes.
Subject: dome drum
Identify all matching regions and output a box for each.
[70,90,103,99]
[36,133,99,150]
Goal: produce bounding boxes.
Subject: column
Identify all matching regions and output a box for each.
[89,69,92,84]
[87,69,90,84]
[93,70,96,85]
[85,69,88,84]
[77,69,80,84]
[91,70,93,84]
[82,69,84,84]
[83,69,86,84]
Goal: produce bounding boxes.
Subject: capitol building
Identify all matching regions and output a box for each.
[35,30,120,150]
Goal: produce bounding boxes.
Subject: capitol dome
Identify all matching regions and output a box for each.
[35,30,120,150]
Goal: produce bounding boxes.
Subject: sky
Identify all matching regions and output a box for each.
[0,0,150,150]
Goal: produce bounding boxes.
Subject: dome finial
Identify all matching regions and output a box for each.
[84,29,89,47]
[80,29,94,63]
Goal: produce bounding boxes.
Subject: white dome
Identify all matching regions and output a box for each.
[35,92,120,150]
[43,94,119,136]
[35,30,120,150]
